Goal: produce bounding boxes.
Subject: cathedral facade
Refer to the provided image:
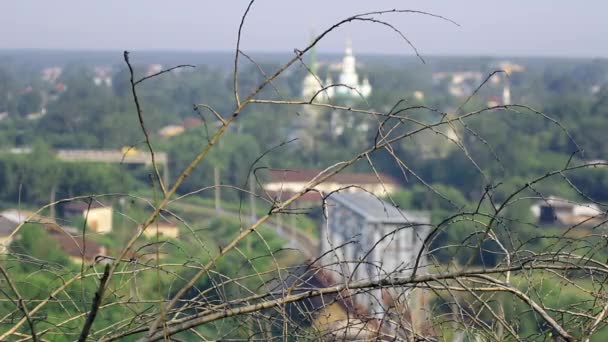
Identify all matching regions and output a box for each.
[301,40,372,101]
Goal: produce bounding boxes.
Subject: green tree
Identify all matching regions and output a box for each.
[10,224,69,270]
[16,91,42,116]
[167,128,261,199]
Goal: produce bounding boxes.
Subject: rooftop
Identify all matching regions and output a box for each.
[267,168,399,186]
[64,201,108,212]
[142,218,178,228]
[327,191,430,224]
[1,209,33,225]
[1,209,55,227]
[537,196,602,212]
[46,225,104,262]
[0,216,17,236]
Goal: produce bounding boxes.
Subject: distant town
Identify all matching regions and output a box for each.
[0,37,607,340]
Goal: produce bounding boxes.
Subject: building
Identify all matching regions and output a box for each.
[497,61,524,106]
[158,124,185,138]
[158,117,202,139]
[0,209,35,226]
[301,35,334,101]
[93,66,113,87]
[301,72,334,101]
[146,64,163,77]
[432,71,483,98]
[0,209,58,252]
[301,39,372,101]
[335,40,371,99]
[45,223,106,264]
[321,191,431,316]
[64,201,113,234]
[41,67,62,82]
[0,210,104,263]
[263,169,400,202]
[142,219,179,239]
[182,117,202,128]
[0,216,18,253]
[530,196,606,227]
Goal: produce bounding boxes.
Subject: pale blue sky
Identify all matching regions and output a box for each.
[2,1,607,57]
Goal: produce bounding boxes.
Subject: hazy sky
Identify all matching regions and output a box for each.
[2,1,607,57]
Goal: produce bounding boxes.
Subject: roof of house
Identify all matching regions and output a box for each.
[536,196,604,214]
[63,201,108,212]
[327,191,430,224]
[537,196,578,209]
[48,230,104,261]
[267,169,399,186]
[44,222,79,234]
[140,218,178,229]
[182,117,202,128]
[266,190,323,203]
[0,216,17,236]
[0,209,48,225]
[0,209,55,236]
[153,219,178,227]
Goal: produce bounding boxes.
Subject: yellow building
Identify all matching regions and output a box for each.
[158,125,185,138]
[142,219,179,239]
[85,207,112,234]
[64,202,113,234]
[263,169,400,201]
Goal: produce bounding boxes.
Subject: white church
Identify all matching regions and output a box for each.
[301,40,372,101]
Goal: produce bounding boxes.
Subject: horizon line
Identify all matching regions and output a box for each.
[0,48,606,61]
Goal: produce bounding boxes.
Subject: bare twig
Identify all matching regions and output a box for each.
[123,51,168,195]
[78,264,111,342]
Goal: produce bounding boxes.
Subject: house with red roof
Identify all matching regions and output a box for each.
[262,168,401,203]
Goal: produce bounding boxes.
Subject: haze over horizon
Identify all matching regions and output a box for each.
[2,1,608,58]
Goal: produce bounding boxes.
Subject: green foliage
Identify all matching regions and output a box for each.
[16,91,42,116]
[394,183,469,215]
[568,167,608,201]
[0,143,137,205]
[10,223,69,268]
[167,128,261,199]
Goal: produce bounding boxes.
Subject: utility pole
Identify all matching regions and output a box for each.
[163,160,169,189]
[49,182,57,221]
[249,173,256,223]
[214,167,221,213]
[214,133,223,214]
[291,203,297,246]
